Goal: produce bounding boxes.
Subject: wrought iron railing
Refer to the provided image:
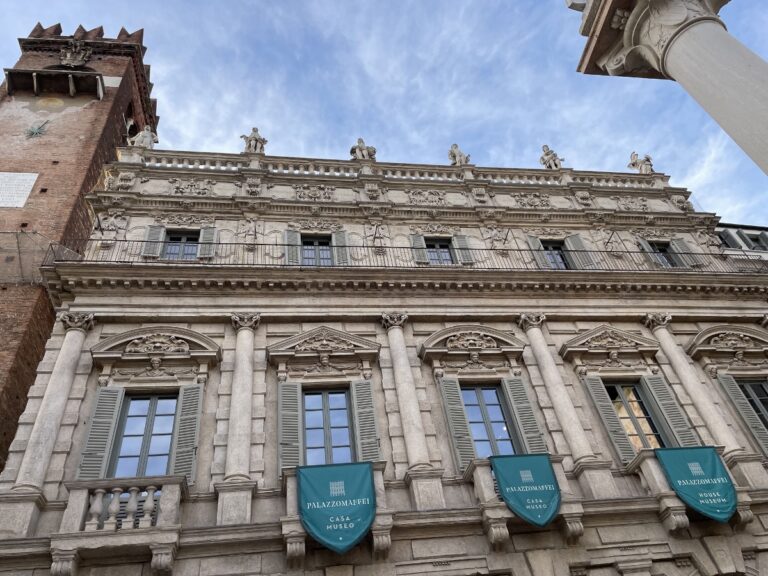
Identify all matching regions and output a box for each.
[41,239,768,275]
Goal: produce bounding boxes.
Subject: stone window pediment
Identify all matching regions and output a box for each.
[418,325,524,376]
[559,324,659,375]
[267,326,380,381]
[686,325,768,377]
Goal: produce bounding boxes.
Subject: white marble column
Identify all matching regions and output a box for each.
[518,313,593,462]
[216,312,260,526]
[14,313,94,492]
[644,313,740,452]
[600,0,768,174]
[381,312,430,468]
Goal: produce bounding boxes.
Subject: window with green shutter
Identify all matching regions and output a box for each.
[717,374,768,456]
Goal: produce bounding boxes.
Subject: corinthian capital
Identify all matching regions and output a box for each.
[518,313,546,331]
[231,312,261,331]
[600,0,723,77]
[58,312,95,332]
[644,312,672,331]
[381,312,408,330]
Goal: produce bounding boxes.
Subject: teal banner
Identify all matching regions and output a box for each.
[490,454,561,527]
[297,462,375,554]
[655,447,736,523]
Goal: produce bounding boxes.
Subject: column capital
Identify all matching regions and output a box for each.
[600,0,724,78]
[58,312,95,333]
[231,312,261,331]
[381,311,408,330]
[517,313,546,331]
[644,312,672,331]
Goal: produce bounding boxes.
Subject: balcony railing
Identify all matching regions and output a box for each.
[42,240,768,275]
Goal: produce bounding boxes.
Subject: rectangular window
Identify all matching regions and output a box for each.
[647,242,678,268]
[163,231,199,260]
[301,235,333,266]
[112,395,178,478]
[541,241,569,270]
[605,382,665,451]
[746,234,768,251]
[737,379,768,428]
[425,238,454,265]
[303,390,354,465]
[461,386,516,458]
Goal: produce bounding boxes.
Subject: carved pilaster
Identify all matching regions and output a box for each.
[50,550,78,576]
[150,543,177,576]
[600,0,724,78]
[517,312,546,331]
[381,311,408,330]
[644,312,671,331]
[58,312,95,332]
[231,312,261,331]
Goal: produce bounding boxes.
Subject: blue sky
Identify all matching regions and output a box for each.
[1,1,766,224]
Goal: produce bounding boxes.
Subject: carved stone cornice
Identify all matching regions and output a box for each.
[381,311,408,330]
[231,312,261,331]
[518,313,546,331]
[644,312,672,331]
[600,0,724,78]
[58,312,95,333]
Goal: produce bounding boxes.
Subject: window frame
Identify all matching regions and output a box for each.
[647,241,679,268]
[604,379,668,451]
[736,378,768,428]
[302,387,356,466]
[300,234,334,267]
[162,229,200,261]
[423,237,455,266]
[460,384,520,458]
[540,240,570,270]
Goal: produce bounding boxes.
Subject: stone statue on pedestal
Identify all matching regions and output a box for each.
[540,145,564,170]
[627,151,654,174]
[350,138,376,160]
[241,127,267,154]
[448,143,470,166]
[128,125,158,149]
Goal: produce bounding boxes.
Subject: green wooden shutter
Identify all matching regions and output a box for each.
[453,234,474,265]
[737,230,755,249]
[351,380,380,461]
[636,237,667,268]
[759,232,768,250]
[141,225,165,258]
[582,374,636,464]
[278,381,302,470]
[410,234,429,265]
[197,226,217,259]
[285,229,301,266]
[500,377,547,454]
[526,235,551,269]
[563,233,598,270]
[668,238,705,268]
[170,384,202,483]
[717,374,768,456]
[718,229,741,249]
[640,374,699,447]
[332,230,349,266]
[438,377,475,471]
[78,386,125,480]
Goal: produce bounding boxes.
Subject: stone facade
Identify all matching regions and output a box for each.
[0,137,765,575]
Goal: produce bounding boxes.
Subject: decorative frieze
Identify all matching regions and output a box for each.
[125,333,190,354]
[231,312,261,331]
[409,223,459,235]
[518,313,546,331]
[514,191,551,209]
[446,331,498,350]
[295,330,355,352]
[293,184,335,202]
[381,312,408,330]
[615,195,648,212]
[288,218,343,232]
[405,189,446,206]
[59,312,95,332]
[168,177,216,196]
[644,312,671,331]
[154,213,214,226]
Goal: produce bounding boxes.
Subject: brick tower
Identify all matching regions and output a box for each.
[0,23,157,469]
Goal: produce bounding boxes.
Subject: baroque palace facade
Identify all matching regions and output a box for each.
[0,138,766,576]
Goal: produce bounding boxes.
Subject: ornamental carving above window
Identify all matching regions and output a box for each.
[125,333,191,354]
[583,329,638,349]
[294,331,355,352]
[446,331,498,350]
[708,332,755,349]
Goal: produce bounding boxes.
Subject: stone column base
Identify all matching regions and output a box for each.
[725,450,768,489]
[0,488,46,538]
[572,458,619,499]
[404,467,445,511]
[214,479,258,525]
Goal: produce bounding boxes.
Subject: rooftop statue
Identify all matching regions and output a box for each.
[128,125,158,149]
[627,151,654,174]
[448,143,470,166]
[241,127,267,154]
[350,137,377,161]
[539,145,564,170]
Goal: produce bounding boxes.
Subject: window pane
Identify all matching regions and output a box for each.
[461,389,478,405]
[156,399,177,415]
[328,393,347,409]
[145,455,169,476]
[306,448,325,466]
[331,428,350,446]
[465,405,483,423]
[125,416,147,435]
[486,405,503,421]
[470,423,489,440]
[119,436,142,456]
[305,410,324,428]
[128,399,150,416]
[304,394,323,410]
[306,428,325,448]
[153,416,175,434]
[474,441,492,458]
[332,447,352,464]
[492,422,511,440]
[330,409,349,427]
[115,457,139,478]
[496,440,515,455]
[149,435,171,454]
[482,389,499,405]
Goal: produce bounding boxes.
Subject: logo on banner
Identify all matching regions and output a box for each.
[490,454,561,527]
[329,480,345,497]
